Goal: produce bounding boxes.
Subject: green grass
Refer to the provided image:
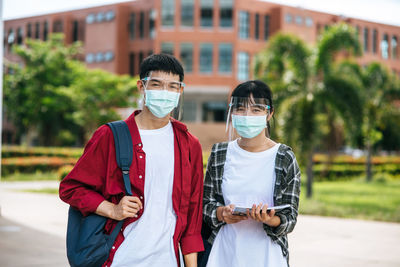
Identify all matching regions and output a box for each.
[299,176,400,223]
[1,171,59,181]
[20,188,59,194]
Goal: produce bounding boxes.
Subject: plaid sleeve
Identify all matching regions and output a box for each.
[263,148,301,237]
[203,144,226,229]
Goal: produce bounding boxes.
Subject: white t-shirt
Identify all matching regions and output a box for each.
[111,122,177,267]
[206,140,287,267]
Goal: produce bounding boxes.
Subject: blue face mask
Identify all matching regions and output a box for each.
[232,115,267,139]
[145,90,180,118]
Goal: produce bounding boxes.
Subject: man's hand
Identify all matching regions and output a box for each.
[96,196,143,221]
[217,204,248,224]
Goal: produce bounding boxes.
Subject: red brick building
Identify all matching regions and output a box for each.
[4,0,400,123]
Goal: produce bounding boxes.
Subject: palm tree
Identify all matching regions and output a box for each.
[333,61,400,181]
[254,23,362,198]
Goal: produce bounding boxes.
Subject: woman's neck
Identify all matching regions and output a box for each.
[237,131,276,152]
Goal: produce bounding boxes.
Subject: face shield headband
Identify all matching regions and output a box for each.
[226,96,271,141]
[140,71,184,120]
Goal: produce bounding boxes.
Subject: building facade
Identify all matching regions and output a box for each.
[4,0,400,123]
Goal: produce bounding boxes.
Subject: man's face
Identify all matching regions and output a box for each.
[138,71,182,94]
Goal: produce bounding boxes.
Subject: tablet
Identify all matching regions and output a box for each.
[232,204,291,216]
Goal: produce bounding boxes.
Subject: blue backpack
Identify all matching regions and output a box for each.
[66,120,133,267]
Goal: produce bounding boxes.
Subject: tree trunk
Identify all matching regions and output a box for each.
[366,141,373,182]
[306,151,314,199]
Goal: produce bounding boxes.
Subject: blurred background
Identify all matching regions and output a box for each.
[1,0,400,266]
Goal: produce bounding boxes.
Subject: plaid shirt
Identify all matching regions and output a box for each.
[203,142,301,266]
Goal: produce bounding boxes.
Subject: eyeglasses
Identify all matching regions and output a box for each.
[142,77,185,92]
[230,103,271,116]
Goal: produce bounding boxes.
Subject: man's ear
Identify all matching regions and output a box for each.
[137,79,145,94]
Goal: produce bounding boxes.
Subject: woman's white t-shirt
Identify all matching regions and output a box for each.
[111,122,177,267]
[206,139,287,267]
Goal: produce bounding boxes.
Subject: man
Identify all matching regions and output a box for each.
[59,54,204,267]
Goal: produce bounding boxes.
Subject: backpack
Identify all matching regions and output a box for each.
[66,120,133,267]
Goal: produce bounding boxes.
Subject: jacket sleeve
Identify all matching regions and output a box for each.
[59,125,112,216]
[263,149,301,237]
[203,144,226,230]
[180,137,205,255]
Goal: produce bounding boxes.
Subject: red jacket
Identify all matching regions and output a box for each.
[59,111,204,266]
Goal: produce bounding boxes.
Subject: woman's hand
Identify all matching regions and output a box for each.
[217,204,248,224]
[248,203,280,227]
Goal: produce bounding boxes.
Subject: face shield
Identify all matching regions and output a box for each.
[140,71,185,120]
[226,96,271,141]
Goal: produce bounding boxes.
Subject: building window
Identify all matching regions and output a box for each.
[104,51,114,62]
[96,12,105,23]
[129,53,136,76]
[86,14,96,24]
[305,17,313,27]
[139,52,144,66]
[392,36,398,59]
[150,10,156,39]
[27,23,32,38]
[183,100,197,122]
[35,22,40,39]
[95,52,104,62]
[201,0,213,27]
[295,15,303,25]
[86,53,95,63]
[139,12,144,39]
[129,13,136,40]
[381,34,389,59]
[105,11,115,21]
[181,0,194,27]
[72,21,79,42]
[200,43,213,73]
[237,52,249,80]
[161,42,174,55]
[219,43,232,73]
[7,29,15,46]
[220,0,233,28]
[363,27,369,52]
[53,20,63,33]
[255,14,260,40]
[373,29,378,54]
[17,27,23,44]
[264,15,270,40]
[203,101,227,122]
[285,14,293,23]
[43,21,48,41]
[162,0,174,27]
[180,43,193,73]
[239,11,249,39]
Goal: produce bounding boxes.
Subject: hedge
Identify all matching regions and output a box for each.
[2,146,83,158]
[1,157,77,176]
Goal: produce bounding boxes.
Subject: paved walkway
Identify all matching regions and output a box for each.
[1,181,400,267]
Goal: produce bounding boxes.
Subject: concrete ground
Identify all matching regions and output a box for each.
[1,181,399,267]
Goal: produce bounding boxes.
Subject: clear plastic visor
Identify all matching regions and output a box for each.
[226,96,271,140]
[139,72,184,120]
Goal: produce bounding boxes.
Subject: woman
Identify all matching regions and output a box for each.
[202,80,301,267]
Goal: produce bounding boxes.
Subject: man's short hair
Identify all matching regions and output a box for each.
[140,54,184,82]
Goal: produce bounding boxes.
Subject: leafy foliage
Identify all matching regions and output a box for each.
[4,34,138,146]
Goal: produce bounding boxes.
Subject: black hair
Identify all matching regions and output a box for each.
[139,54,184,82]
[231,80,274,112]
[231,80,275,136]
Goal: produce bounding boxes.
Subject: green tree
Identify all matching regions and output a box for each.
[61,62,138,142]
[334,61,400,181]
[4,34,138,146]
[254,23,362,198]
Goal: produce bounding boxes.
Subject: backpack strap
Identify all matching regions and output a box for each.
[107,120,133,196]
